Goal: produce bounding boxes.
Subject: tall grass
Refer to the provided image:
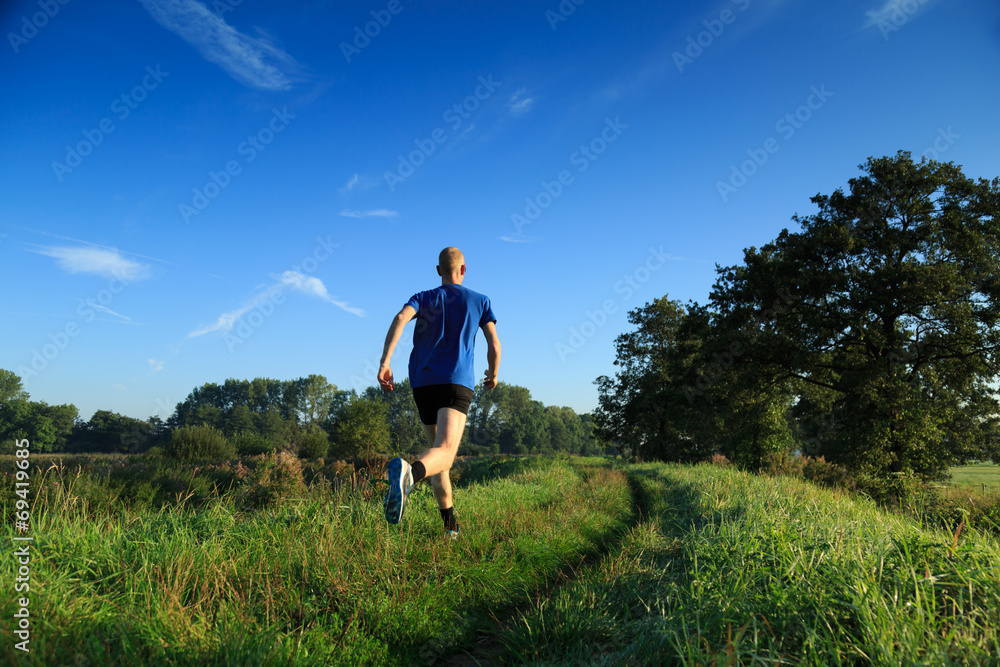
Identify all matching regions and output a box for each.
[1,456,632,666]
[4,456,999,665]
[502,462,1000,665]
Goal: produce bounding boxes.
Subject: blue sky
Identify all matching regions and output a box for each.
[2,0,998,422]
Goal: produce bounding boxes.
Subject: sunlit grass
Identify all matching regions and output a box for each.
[502,462,1000,665]
[2,455,999,665]
[0,456,632,666]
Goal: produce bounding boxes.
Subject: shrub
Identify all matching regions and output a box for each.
[231,430,274,456]
[710,453,730,467]
[802,456,854,490]
[298,427,329,459]
[168,425,235,461]
[764,450,806,477]
[119,479,158,511]
[329,460,355,478]
[236,451,306,509]
[854,470,923,505]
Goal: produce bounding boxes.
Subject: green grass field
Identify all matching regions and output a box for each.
[3,455,1000,665]
[948,463,1000,490]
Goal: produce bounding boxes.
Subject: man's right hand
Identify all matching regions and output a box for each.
[483,369,497,390]
[378,364,394,392]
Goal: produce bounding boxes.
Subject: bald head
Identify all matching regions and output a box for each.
[437,247,466,284]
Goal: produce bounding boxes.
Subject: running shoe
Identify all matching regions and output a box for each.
[447,523,460,541]
[384,457,413,524]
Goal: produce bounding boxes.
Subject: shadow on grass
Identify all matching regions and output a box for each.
[400,463,704,667]
[450,455,555,488]
[480,465,743,666]
[285,462,638,667]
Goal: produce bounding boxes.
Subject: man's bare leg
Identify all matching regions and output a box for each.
[422,423,453,510]
[417,408,465,535]
[417,407,466,478]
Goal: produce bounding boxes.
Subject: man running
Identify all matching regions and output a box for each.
[378,247,500,537]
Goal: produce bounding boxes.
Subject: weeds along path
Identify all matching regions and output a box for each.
[497,463,1000,665]
[0,456,637,666]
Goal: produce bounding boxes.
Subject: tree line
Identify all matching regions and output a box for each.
[0,370,602,458]
[595,152,1000,488]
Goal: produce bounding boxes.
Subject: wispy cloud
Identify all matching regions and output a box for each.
[341,174,359,191]
[92,303,135,323]
[24,230,173,265]
[499,235,538,243]
[454,123,477,143]
[188,284,283,337]
[138,0,301,91]
[337,173,378,194]
[148,358,165,374]
[507,88,535,115]
[509,98,534,114]
[31,245,152,280]
[276,270,364,316]
[207,273,239,283]
[862,0,941,28]
[188,270,363,337]
[77,300,141,325]
[339,209,398,219]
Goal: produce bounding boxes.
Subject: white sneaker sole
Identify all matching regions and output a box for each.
[384,458,411,524]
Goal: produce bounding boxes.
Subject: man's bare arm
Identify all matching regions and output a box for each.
[378,305,416,391]
[482,320,501,389]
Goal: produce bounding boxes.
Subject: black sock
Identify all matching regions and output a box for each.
[439,507,458,531]
[411,461,426,484]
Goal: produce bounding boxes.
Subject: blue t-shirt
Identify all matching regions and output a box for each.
[405,284,497,390]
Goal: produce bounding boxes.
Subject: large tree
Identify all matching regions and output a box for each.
[328,394,390,459]
[466,382,501,453]
[70,409,152,453]
[489,383,547,454]
[168,376,331,444]
[288,374,339,427]
[0,369,28,404]
[712,152,1000,479]
[0,370,78,452]
[364,380,423,455]
[594,297,792,466]
[465,382,565,454]
[595,299,719,462]
[0,370,31,449]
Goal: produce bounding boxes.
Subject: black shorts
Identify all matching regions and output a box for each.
[412,384,474,425]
